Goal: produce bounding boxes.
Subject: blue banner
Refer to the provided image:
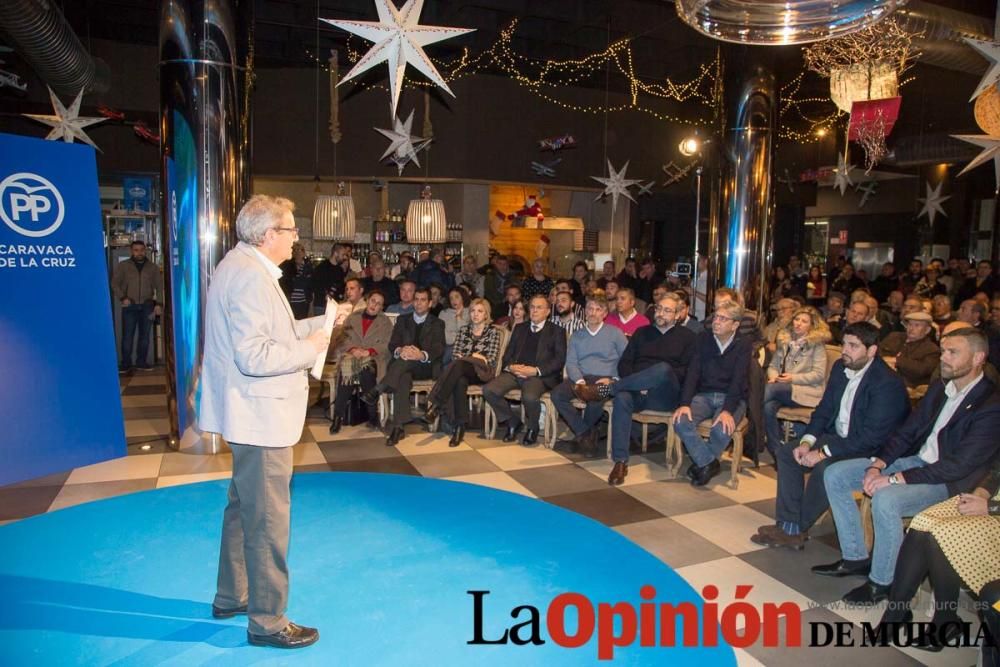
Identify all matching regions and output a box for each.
[123,176,152,212]
[0,133,126,486]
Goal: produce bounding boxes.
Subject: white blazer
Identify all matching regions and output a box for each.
[199,242,323,447]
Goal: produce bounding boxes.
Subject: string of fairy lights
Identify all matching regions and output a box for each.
[303,15,923,145]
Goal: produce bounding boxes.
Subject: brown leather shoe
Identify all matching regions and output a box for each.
[750,528,806,550]
[248,621,319,649]
[608,461,628,486]
[573,383,604,402]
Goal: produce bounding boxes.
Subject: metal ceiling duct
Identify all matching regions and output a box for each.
[0,0,109,94]
[897,1,994,74]
[883,134,980,167]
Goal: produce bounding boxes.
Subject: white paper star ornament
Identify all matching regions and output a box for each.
[832,155,855,196]
[22,87,106,151]
[591,159,641,217]
[965,37,1000,102]
[952,134,1000,191]
[375,109,430,175]
[322,0,474,117]
[917,180,951,225]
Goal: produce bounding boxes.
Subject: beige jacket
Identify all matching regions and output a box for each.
[334,311,393,381]
[767,328,831,407]
[111,258,163,304]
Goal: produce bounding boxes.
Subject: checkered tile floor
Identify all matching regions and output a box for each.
[0,368,979,666]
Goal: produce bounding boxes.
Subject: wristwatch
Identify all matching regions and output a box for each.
[888,474,899,485]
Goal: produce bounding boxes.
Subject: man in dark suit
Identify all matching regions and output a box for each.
[751,322,910,550]
[362,288,445,446]
[816,327,1000,603]
[483,294,567,445]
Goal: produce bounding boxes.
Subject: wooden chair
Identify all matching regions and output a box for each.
[668,416,750,489]
[568,398,615,458]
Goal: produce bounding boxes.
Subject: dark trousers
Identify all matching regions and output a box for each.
[981,580,1000,666]
[333,367,377,422]
[290,301,310,320]
[379,358,435,427]
[763,383,805,459]
[774,443,838,534]
[882,529,964,626]
[550,376,607,437]
[429,359,482,426]
[214,443,293,636]
[609,362,680,463]
[483,372,555,431]
[121,303,153,367]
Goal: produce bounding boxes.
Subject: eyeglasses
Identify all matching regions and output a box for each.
[274,226,299,236]
[712,314,738,322]
[655,307,676,314]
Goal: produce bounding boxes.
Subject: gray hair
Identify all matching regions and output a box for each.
[236,194,295,245]
[717,300,744,321]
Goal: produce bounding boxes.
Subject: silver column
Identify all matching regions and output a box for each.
[159,0,253,452]
[709,64,776,322]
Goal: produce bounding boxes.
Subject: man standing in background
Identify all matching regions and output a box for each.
[111,240,163,372]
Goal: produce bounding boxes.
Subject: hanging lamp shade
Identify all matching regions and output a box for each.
[405,190,447,244]
[675,0,905,45]
[313,194,356,241]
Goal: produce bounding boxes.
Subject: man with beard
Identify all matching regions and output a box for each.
[818,328,1000,605]
[311,244,347,315]
[112,240,163,372]
[575,293,696,485]
[550,290,585,337]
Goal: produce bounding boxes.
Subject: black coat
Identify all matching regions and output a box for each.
[501,321,568,386]
[882,376,1000,495]
[388,313,446,376]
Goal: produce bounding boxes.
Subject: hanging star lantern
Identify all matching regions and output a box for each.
[636,181,655,197]
[965,37,1000,102]
[591,159,641,216]
[375,109,430,175]
[832,154,856,196]
[952,134,1000,191]
[917,180,951,225]
[322,0,474,118]
[22,87,106,151]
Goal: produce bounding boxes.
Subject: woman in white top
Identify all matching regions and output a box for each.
[763,306,831,459]
[439,286,471,365]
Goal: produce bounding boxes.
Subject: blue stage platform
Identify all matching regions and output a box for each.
[0,473,735,665]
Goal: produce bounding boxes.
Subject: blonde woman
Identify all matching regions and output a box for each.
[763,306,832,457]
[424,298,502,446]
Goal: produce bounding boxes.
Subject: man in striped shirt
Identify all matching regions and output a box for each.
[550,290,585,337]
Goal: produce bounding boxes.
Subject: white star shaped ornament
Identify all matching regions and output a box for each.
[832,155,855,196]
[22,87,106,151]
[591,160,642,217]
[322,0,474,118]
[917,180,951,225]
[965,37,1000,102]
[375,109,430,175]
[952,134,1000,191]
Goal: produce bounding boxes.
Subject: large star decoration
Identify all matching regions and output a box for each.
[22,87,106,151]
[591,159,641,216]
[917,180,951,225]
[952,134,1000,191]
[965,37,1000,102]
[375,109,430,175]
[322,0,474,118]
[832,155,855,196]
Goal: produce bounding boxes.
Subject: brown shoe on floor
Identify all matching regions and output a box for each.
[573,383,604,402]
[750,527,806,550]
[608,461,628,486]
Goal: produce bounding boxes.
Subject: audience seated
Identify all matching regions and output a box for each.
[386,279,416,315]
[329,291,393,434]
[424,299,502,447]
[605,288,649,337]
[483,295,567,446]
[817,327,1000,604]
[549,290,585,336]
[761,306,832,459]
[439,287,471,365]
[878,311,940,389]
[550,295,627,457]
[764,298,797,354]
[752,322,909,550]
[362,288,445,446]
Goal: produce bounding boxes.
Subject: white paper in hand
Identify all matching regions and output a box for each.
[310,297,338,380]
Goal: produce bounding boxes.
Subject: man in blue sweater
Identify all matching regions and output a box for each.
[551,295,628,456]
[575,293,697,484]
[672,300,753,486]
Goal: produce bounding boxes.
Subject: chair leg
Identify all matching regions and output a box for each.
[641,423,648,454]
[729,432,743,490]
[666,424,681,478]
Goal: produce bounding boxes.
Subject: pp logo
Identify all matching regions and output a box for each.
[0,172,65,238]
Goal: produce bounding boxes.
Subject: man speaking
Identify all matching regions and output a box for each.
[199,195,330,649]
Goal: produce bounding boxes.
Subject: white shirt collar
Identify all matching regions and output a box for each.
[618,310,637,324]
[413,311,428,324]
[714,333,735,354]
[945,373,984,400]
[251,246,282,281]
[656,323,674,334]
[531,320,546,332]
[844,356,875,381]
[586,322,604,336]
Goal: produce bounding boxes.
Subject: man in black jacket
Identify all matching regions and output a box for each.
[362,288,445,446]
[751,322,910,550]
[575,293,696,484]
[483,295,567,445]
[310,244,347,314]
[362,259,400,306]
[672,300,752,486]
[816,327,1000,603]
